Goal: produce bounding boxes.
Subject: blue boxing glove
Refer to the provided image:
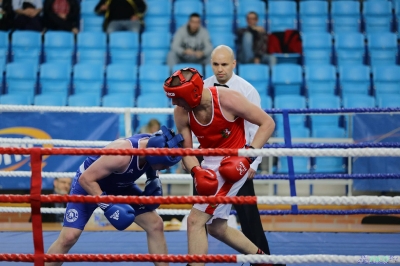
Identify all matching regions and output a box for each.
[98,192,136,231]
[143,178,163,211]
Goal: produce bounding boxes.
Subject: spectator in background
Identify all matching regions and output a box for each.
[167,13,212,67]
[43,0,80,34]
[0,0,14,31]
[94,0,146,34]
[237,11,276,67]
[12,0,43,31]
[140,118,161,134]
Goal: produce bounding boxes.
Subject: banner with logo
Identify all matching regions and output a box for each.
[0,112,119,189]
[352,114,400,192]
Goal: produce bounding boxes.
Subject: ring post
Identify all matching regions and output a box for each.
[30,147,45,266]
[282,110,298,213]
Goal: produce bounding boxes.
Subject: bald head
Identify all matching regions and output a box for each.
[211,45,235,61]
[210,45,236,84]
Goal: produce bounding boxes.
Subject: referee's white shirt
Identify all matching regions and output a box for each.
[203,72,263,170]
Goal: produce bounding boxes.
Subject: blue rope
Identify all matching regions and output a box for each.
[254,173,400,180]
[229,209,400,215]
[264,142,400,149]
[265,107,400,114]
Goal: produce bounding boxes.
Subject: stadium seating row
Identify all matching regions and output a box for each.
[1,62,399,101]
[81,0,400,34]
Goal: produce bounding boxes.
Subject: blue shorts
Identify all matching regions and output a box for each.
[63,173,149,230]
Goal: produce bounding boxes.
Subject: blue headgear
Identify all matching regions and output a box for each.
[146,125,184,167]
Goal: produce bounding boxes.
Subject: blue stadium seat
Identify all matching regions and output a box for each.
[0,31,9,67]
[260,95,272,110]
[205,0,234,32]
[338,65,370,96]
[331,1,361,33]
[11,31,41,65]
[144,16,172,33]
[68,93,101,106]
[0,94,31,105]
[135,93,170,131]
[109,32,139,65]
[81,16,104,32]
[76,32,107,65]
[34,94,67,106]
[271,64,302,96]
[173,1,203,29]
[377,94,400,108]
[80,1,103,32]
[305,65,336,95]
[363,1,392,33]
[367,32,397,66]
[39,62,71,98]
[275,125,310,138]
[311,126,346,173]
[308,95,341,129]
[209,32,235,49]
[5,62,38,104]
[73,63,104,97]
[138,64,170,95]
[141,32,171,65]
[268,1,297,32]
[343,94,376,108]
[274,95,307,129]
[144,0,172,32]
[277,156,310,174]
[334,33,365,66]
[103,93,135,137]
[44,31,74,65]
[106,64,137,97]
[238,64,269,96]
[299,1,328,33]
[302,32,332,65]
[205,64,213,78]
[372,65,400,96]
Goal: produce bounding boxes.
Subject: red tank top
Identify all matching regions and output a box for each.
[189,87,246,149]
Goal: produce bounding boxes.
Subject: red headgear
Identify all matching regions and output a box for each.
[163,68,204,108]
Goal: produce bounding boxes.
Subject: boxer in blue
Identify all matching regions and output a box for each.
[46,126,184,266]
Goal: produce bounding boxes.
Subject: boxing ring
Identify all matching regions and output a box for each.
[0,105,400,265]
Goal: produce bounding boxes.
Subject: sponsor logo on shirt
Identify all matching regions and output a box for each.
[220,128,231,138]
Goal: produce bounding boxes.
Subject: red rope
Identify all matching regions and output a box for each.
[0,194,258,205]
[29,148,44,266]
[0,254,238,263]
[0,147,238,156]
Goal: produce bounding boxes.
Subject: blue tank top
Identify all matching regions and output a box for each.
[73,134,158,193]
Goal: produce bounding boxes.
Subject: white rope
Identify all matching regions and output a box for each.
[0,196,399,207]
[0,138,110,147]
[238,148,400,157]
[256,196,400,205]
[0,105,174,114]
[0,207,190,215]
[0,171,192,179]
[237,254,399,264]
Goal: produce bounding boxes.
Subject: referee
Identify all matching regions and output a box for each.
[202,45,284,266]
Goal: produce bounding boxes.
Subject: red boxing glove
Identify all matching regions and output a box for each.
[191,166,218,196]
[219,156,253,183]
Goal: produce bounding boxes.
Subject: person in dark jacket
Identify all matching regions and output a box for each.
[0,0,15,31]
[43,0,80,34]
[94,0,146,33]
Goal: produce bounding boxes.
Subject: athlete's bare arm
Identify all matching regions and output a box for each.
[78,140,133,196]
[219,88,275,149]
[173,106,200,172]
